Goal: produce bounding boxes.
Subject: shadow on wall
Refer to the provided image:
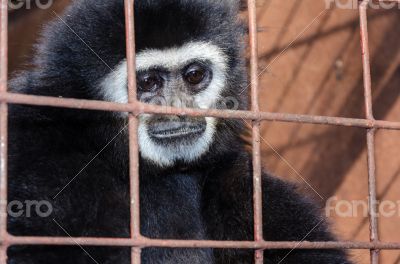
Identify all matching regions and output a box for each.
[258,6,399,202]
[303,14,399,199]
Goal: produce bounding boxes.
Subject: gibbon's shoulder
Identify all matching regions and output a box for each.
[218,153,335,241]
[260,174,352,263]
[261,173,330,239]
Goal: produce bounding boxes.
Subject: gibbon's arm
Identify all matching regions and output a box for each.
[201,154,352,263]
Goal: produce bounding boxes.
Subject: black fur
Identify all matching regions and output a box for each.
[8,0,352,263]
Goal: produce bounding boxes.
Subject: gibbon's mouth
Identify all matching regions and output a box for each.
[147,116,207,143]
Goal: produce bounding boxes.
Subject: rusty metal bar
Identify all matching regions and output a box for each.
[375,0,400,2]
[132,248,142,264]
[360,3,374,121]
[367,130,379,264]
[0,102,6,264]
[124,0,142,263]
[0,92,133,112]
[0,0,7,263]
[0,103,6,264]
[247,0,264,263]
[1,92,400,130]
[0,1,6,92]
[5,234,400,250]
[359,1,380,263]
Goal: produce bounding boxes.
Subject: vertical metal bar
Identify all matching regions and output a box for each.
[247,0,264,263]
[366,129,379,264]
[359,1,379,263]
[0,102,7,264]
[0,0,6,92]
[359,1,373,121]
[0,0,7,263]
[131,247,142,264]
[124,0,141,263]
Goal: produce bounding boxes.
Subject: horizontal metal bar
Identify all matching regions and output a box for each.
[0,92,133,112]
[3,235,400,250]
[374,0,400,2]
[1,92,400,130]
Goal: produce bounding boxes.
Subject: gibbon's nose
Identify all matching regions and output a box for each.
[147,115,206,140]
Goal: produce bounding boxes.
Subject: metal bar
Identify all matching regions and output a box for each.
[0,0,6,90]
[359,1,380,263]
[0,104,7,264]
[0,0,7,262]
[132,248,142,264]
[124,0,141,263]
[247,0,264,263]
[0,92,133,112]
[367,130,380,264]
[374,0,400,2]
[1,92,400,130]
[5,235,400,250]
[366,0,400,3]
[360,2,374,121]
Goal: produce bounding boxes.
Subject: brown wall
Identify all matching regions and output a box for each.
[9,1,400,263]
[256,1,400,263]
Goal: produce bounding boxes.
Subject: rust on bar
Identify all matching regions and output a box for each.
[124,0,142,263]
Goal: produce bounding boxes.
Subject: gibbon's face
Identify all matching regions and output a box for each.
[100,41,229,167]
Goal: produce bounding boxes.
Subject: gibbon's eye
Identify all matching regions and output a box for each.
[184,64,207,85]
[138,71,163,92]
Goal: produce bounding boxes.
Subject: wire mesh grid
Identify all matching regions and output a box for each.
[0,0,400,263]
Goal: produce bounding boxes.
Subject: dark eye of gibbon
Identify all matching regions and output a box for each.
[184,64,207,85]
[138,72,163,92]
